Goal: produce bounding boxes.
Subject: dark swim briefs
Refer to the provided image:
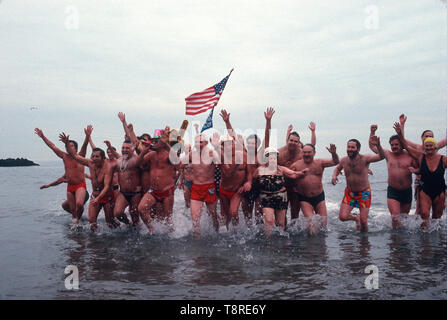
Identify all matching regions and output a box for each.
[387,186,412,204]
[259,191,288,210]
[297,191,325,207]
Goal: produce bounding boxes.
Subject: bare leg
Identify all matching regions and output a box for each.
[359,207,370,232]
[113,193,130,224]
[62,200,71,213]
[339,203,360,230]
[288,191,301,220]
[66,192,77,224]
[205,199,219,233]
[315,200,328,228]
[88,201,101,231]
[190,199,203,238]
[388,198,403,229]
[138,193,156,233]
[219,195,231,229]
[129,193,142,226]
[74,188,87,220]
[263,208,275,237]
[419,191,432,229]
[229,194,242,228]
[241,197,254,225]
[162,193,175,232]
[183,186,191,208]
[432,193,445,219]
[103,202,119,228]
[274,209,286,231]
[300,201,317,234]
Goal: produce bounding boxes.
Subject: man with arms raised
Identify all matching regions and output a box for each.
[60,132,119,231]
[218,109,252,230]
[369,125,417,228]
[292,143,339,233]
[35,126,91,227]
[332,136,385,232]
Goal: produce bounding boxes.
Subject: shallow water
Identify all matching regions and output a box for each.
[0,161,445,299]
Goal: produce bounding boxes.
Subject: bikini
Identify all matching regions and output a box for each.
[257,174,288,210]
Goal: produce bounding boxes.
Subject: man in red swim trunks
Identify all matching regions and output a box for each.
[138,128,179,233]
[185,133,220,238]
[331,136,385,232]
[35,126,91,227]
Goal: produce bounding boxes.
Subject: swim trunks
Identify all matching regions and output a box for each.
[387,186,412,204]
[190,183,217,204]
[342,187,372,209]
[113,185,119,191]
[219,185,237,200]
[150,185,175,202]
[183,179,192,190]
[67,181,87,193]
[259,191,288,210]
[121,191,140,204]
[297,191,325,207]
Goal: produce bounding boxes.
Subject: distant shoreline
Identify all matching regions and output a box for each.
[0,158,39,167]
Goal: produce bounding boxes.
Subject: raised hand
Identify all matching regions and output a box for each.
[326,144,336,154]
[287,125,293,132]
[84,125,93,136]
[369,135,381,147]
[399,114,407,126]
[34,128,44,138]
[118,112,126,123]
[309,122,316,132]
[264,107,275,120]
[370,124,378,134]
[104,140,112,148]
[220,109,230,122]
[210,132,220,148]
[59,132,70,144]
[393,122,402,136]
[127,123,133,132]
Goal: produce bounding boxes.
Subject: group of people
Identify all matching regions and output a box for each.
[36,111,446,237]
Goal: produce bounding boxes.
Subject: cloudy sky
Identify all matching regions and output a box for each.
[0,0,446,161]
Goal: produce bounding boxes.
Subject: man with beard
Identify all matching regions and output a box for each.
[291,143,339,233]
[34,126,90,228]
[331,136,385,232]
[369,125,418,228]
[109,140,149,227]
[60,133,119,231]
[278,123,316,221]
[138,128,179,233]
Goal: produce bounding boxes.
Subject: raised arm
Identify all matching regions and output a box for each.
[365,135,385,163]
[34,128,66,159]
[59,132,92,167]
[262,107,274,150]
[118,112,139,148]
[398,114,421,150]
[79,125,92,157]
[104,140,120,159]
[309,122,316,146]
[393,122,423,161]
[368,124,379,154]
[285,125,292,144]
[321,144,339,168]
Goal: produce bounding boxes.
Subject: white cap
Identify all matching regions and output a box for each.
[264,147,279,157]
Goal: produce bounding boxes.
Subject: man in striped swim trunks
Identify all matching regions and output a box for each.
[331,136,385,232]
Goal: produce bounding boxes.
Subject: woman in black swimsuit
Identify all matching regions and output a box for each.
[394,123,446,228]
[253,147,308,236]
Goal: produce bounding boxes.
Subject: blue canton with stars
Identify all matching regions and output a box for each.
[201,107,215,132]
[213,75,229,94]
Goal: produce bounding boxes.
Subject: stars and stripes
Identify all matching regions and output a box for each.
[200,107,215,133]
[185,69,233,116]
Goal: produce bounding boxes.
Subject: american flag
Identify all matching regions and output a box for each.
[185,70,233,116]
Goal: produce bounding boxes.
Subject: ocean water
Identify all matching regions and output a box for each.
[0,160,445,300]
